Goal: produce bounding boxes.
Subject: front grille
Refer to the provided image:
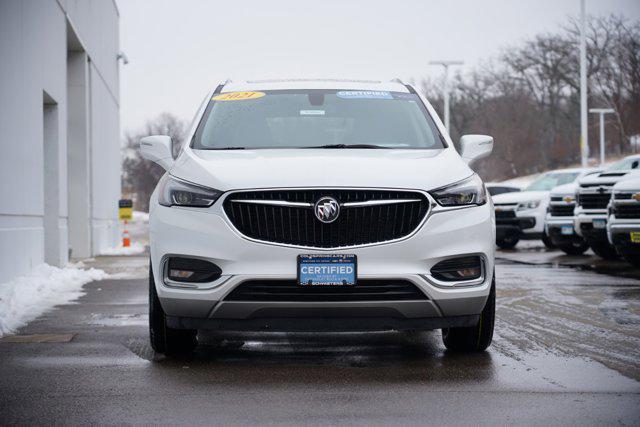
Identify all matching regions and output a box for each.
[577,192,611,209]
[223,189,429,248]
[613,204,640,219]
[224,279,427,302]
[549,204,575,217]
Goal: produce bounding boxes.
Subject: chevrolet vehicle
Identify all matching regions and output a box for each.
[575,155,640,259]
[139,79,496,355]
[607,177,640,266]
[492,169,586,249]
[545,181,591,255]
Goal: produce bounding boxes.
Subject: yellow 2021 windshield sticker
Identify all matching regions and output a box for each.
[212,91,265,101]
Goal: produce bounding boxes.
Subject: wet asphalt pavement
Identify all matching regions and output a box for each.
[1,252,639,425]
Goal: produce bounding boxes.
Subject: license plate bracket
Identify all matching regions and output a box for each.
[297,254,357,286]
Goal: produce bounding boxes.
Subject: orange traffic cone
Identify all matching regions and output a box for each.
[122,221,131,247]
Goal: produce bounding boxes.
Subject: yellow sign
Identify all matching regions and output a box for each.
[212,91,265,101]
[119,199,133,220]
[631,232,640,243]
[632,193,640,202]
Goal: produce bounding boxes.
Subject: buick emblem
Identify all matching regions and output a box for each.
[314,197,340,223]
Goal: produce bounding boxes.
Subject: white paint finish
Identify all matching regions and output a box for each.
[0,0,119,282]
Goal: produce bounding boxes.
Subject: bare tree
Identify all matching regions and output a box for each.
[122,113,188,211]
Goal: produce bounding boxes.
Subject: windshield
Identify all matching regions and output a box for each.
[525,172,579,191]
[191,90,445,149]
[606,157,640,171]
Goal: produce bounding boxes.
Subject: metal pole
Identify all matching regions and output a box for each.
[429,60,464,134]
[589,108,615,166]
[599,112,604,165]
[580,0,589,166]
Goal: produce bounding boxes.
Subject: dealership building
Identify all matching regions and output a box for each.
[0,0,121,283]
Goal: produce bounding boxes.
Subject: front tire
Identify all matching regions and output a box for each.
[542,232,556,249]
[558,241,589,256]
[621,253,640,268]
[589,242,619,260]
[496,237,519,249]
[149,264,197,356]
[442,278,495,352]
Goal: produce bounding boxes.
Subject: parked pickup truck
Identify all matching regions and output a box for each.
[607,177,640,267]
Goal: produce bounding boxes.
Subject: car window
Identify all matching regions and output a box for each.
[606,157,640,171]
[192,90,445,149]
[487,186,520,196]
[525,172,579,191]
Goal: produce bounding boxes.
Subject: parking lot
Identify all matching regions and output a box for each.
[1,245,639,425]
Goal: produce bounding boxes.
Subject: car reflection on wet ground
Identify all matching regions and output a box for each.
[0,254,639,425]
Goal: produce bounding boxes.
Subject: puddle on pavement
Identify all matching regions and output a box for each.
[0,333,76,343]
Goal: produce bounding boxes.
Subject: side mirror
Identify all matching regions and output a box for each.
[459,134,493,165]
[139,135,174,171]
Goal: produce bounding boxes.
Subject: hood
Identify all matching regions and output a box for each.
[492,190,549,204]
[578,169,640,186]
[613,177,640,191]
[170,148,473,191]
[550,182,577,197]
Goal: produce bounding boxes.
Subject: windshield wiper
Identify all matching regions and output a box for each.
[209,147,246,150]
[304,144,386,149]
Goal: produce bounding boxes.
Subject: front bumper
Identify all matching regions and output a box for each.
[574,209,608,243]
[149,194,495,330]
[608,218,640,255]
[545,216,583,246]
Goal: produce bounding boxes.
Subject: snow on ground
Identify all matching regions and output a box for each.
[0,263,108,337]
[99,241,146,256]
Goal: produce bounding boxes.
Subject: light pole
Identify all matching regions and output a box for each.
[579,0,589,167]
[589,108,615,166]
[429,60,464,133]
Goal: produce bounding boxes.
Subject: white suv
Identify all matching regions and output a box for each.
[140,79,496,355]
[575,155,640,259]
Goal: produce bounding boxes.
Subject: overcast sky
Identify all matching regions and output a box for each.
[118,0,640,134]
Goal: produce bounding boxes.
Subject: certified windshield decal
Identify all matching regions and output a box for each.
[336,90,393,100]
[212,91,266,101]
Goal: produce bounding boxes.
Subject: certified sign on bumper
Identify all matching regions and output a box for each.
[298,254,356,286]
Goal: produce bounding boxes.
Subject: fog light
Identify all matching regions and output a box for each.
[431,256,483,282]
[165,257,222,283]
[169,269,195,280]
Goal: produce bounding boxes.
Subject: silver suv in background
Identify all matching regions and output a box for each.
[608,177,640,267]
[575,156,640,259]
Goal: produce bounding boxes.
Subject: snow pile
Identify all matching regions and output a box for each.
[0,263,107,337]
[99,241,146,256]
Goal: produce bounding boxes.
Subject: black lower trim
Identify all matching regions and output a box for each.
[612,233,640,256]
[581,227,608,243]
[166,314,479,332]
[548,226,584,246]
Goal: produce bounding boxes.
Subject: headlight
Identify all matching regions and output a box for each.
[430,174,487,207]
[158,175,222,207]
[516,200,540,211]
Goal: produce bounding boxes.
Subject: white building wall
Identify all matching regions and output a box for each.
[0,0,120,283]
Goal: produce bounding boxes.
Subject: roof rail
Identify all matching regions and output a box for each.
[213,79,232,94]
